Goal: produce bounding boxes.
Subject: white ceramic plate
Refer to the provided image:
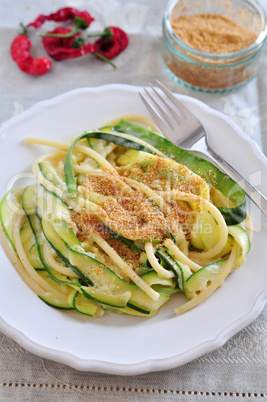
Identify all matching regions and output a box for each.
[0,84,266,375]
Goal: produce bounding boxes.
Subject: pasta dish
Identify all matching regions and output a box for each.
[0,116,250,318]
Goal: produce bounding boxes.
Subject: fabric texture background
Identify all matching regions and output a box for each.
[0,0,266,400]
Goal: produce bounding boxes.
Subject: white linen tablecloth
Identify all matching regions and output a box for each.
[0,0,266,400]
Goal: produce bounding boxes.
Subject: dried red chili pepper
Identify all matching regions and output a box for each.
[10,34,52,75]
[93,27,129,60]
[42,27,94,61]
[27,7,94,30]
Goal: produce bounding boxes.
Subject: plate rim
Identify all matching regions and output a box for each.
[1,84,266,167]
[0,83,266,375]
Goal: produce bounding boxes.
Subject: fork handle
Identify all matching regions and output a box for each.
[196,147,267,217]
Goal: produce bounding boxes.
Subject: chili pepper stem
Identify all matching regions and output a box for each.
[20,22,28,36]
[40,26,80,38]
[88,27,113,41]
[94,52,116,68]
[87,33,103,37]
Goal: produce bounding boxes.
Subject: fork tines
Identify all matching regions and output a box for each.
[139,80,204,146]
[139,80,192,130]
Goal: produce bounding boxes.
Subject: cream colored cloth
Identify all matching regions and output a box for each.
[0,0,266,400]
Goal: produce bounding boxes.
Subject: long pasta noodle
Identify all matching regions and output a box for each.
[0,223,44,295]
[13,215,63,296]
[92,232,160,301]
[145,242,174,279]
[175,242,239,315]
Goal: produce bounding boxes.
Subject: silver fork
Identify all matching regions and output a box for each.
[139,80,267,217]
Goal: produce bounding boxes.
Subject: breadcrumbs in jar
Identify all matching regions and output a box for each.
[162,0,267,92]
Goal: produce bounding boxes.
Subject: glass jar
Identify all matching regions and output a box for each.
[162,0,267,93]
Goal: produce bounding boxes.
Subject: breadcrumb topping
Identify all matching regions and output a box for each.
[71,153,210,266]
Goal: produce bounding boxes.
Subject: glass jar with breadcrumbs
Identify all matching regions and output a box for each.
[162,0,267,93]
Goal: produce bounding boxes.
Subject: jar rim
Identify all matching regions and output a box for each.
[164,0,267,61]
